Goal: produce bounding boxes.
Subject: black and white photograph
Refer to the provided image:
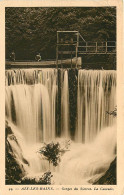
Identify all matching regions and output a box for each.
[5,6,117,186]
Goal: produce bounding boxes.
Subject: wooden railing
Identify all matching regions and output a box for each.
[56,31,116,68]
[57,41,116,54]
[78,41,116,54]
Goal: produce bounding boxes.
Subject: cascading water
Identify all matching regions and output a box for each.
[6,69,58,143]
[76,70,116,143]
[61,70,70,138]
[5,68,116,184]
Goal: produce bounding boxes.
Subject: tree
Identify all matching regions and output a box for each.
[39,142,61,167]
[39,140,71,167]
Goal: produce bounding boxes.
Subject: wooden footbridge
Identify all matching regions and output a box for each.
[56,31,116,68]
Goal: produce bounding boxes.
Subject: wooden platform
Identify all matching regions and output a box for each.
[6,57,82,69]
[6,60,56,69]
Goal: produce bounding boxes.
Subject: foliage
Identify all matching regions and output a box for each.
[106,106,117,117]
[39,142,61,167]
[39,140,71,167]
[5,7,116,69]
[21,172,52,185]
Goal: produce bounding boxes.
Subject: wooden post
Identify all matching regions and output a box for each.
[56,32,59,68]
[86,42,88,53]
[102,42,103,53]
[57,31,59,44]
[56,46,58,68]
[106,41,107,53]
[75,33,77,68]
[61,51,62,68]
[76,32,79,68]
[77,31,79,47]
[96,42,97,53]
[114,41,116,53]
[71,50,72,68]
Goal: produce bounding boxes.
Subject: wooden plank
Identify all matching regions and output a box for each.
[78,46,116,48]
[6,57,82,68]
[106,42,107,53]
[57,31,78,33]
[79,33,86,42]
[57,43,77,45]
[58,51,76,54]
[78,52,116,54]
[96,42,97,53]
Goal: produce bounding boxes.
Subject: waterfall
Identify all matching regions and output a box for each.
[5,69,58,143]
[61,70,70,138]
[5,69,116,143]
[5,68,116,184]
[76,70,116,143]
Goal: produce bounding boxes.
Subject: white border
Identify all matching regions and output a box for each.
[0,1,123,194]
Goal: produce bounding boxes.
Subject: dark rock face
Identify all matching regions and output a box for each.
[94,158,116,185]
[68,69,78,139]
[5,121,52,185]
[6,121,25,184]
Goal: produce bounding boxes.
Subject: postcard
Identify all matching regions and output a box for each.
[0,0,123,194]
